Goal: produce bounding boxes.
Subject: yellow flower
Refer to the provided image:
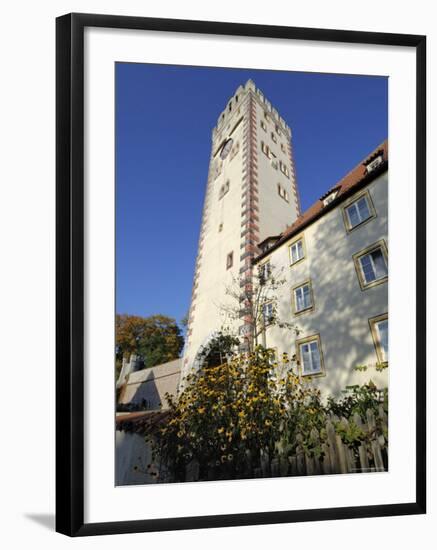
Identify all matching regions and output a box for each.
[217,427,225,434]
[265,419,272,427]
[198,407,205,414]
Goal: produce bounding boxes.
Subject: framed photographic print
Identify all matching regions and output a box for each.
[56,13,426,536]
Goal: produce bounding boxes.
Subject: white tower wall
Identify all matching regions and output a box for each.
[182,80,300,380]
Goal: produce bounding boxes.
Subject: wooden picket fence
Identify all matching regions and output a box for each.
[181,405,388,482]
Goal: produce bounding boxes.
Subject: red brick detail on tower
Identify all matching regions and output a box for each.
[287,136,301,216]
[238,93,260,344]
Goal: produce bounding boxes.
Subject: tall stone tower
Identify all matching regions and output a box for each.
[182,80,301,379]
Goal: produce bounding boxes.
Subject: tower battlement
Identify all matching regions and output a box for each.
[213,80,291,139]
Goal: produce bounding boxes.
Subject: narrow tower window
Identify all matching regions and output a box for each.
[219,180,230,200]
[226,252,233,270]
[277,184,289,202]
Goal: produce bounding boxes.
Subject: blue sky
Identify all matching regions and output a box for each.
[116,63,387,325]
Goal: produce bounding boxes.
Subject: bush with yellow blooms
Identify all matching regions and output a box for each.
[150,347,333,481]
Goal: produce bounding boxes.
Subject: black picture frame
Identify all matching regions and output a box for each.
[56,12,426,537]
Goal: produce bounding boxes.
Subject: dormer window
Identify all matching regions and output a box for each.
[365,154,384,174]
[258,236,280,254]
[322,191,338,206]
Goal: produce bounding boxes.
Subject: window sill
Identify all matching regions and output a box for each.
[290,257,305,267]
[301,370,325,378]
[359,275,388,291]
[293,305,314,316]
[345,214,376,234]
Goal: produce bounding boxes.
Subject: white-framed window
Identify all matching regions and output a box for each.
[261,120,267,131]
[297,335,323,375]
[271,132,277,143]
[262,302,274,325]
[226,251,233,270]
[261,141,269,156]
[369,314,388,364]
[259,261,271,282]
[281,143,286,153]
[293,282,313,313]
[358,247,388,285]
[289,238,305,265]
[345,194,373,229]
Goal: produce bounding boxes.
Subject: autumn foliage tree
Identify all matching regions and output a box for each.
[116,314,184,371]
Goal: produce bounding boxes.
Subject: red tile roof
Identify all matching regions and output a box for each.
[254,140,388,263]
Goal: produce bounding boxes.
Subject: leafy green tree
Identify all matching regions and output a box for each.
[116,314,184,369]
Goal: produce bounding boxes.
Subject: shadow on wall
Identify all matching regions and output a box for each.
[270,185,388,400]
[130,370,162,409]
[303,202,388,398]
[119,360,182,409]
